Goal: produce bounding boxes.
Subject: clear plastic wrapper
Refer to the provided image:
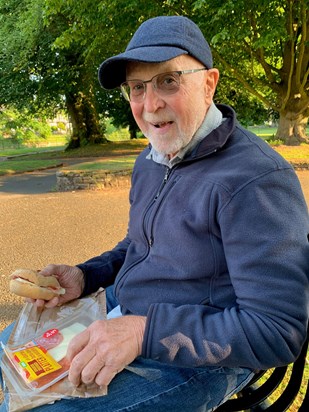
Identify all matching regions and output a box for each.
[2,317,92,393]
[1,288,107,412]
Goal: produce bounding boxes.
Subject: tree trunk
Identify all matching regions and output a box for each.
[275,112,309,145]
[66,90,107,149]
[129,123,138,139]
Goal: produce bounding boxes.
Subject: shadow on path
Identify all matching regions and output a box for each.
[0,169,57,195]
[0,159,89,195]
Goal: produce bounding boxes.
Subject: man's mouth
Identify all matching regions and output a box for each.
[153,121,173,128]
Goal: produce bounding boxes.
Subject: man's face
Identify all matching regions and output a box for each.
[126,55,218,157]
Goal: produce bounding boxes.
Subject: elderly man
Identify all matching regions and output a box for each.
[1,15,308,412]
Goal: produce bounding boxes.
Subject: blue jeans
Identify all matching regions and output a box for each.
[0,287,253,411]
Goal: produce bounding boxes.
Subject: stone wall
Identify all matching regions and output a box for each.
[56,169,132,191]
[56,161,309,192]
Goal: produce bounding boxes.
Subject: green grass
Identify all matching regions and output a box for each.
[0,139,148,175]
[65,155,137,172]
[0,137,147,158]
[0,159,62,176]
[0,132,308,175]
[248,126,309,140]
[0,146,65,157]
[248,126,276,138]
[0,134,68,153]
[58,139,148,158]
[272,143,309,162]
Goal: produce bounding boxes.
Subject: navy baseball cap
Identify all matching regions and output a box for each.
[98,16,213,90]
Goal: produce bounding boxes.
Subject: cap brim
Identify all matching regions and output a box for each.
[98,46,188,89]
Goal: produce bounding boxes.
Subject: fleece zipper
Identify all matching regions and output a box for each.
[114,166,173,296]
[148,166,172,246]
[114,147,219,296]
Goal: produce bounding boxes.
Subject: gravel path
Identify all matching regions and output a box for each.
[0,188,130,332]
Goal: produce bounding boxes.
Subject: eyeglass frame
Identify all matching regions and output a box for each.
[120,67,208,102]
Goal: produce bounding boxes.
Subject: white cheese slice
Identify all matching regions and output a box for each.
[48,322,87,362]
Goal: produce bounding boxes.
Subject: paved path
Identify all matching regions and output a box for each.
[0,187,130,330]
[0,168,58,194]
[297,171,309,202]
[0,158,91,195]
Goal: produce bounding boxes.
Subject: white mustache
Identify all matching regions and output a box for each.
[143,115,174,124]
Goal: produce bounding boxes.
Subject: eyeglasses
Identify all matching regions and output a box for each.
[120,68,207,103]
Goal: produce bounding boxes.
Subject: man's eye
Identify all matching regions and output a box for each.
[162,75,177,85]
[157,73,179,90]
[131,83,144,95]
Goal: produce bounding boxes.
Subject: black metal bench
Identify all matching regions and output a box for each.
[217,328,308,411]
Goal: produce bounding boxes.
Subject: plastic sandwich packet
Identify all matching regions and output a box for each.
[0,288,107,412]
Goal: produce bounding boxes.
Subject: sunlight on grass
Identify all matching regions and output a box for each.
[0,160,61,175]
[273,144,309,161]
[65,156,137,171]
[0,146,65,157]
[0,135,308,175]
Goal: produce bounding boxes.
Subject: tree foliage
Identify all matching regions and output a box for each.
[0,107,52,145]
[191,0,309,144]
[0,0,308,146]
[0,0,106,148]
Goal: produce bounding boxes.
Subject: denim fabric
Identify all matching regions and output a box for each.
[0,287,253,411]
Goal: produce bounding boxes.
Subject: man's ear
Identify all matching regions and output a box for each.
[204,68,220,100]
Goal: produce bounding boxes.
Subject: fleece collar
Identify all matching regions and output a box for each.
[146,104,236,167]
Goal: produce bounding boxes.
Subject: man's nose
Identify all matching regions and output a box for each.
[143,83,165,112]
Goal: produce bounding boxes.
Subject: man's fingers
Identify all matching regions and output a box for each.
[67,333,93,386]
[24,297,59,308]
[95,364,122,387]
[79,356,105,385]
[69,351,95,386]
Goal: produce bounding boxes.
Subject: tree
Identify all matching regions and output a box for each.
[102,90,140,139]
[90,0,309,144]
[3,0,307,146]
[50,0,164,140]
[214,74,269,127]
[0,107,52,145]
[191,0,309,145]
[0,0,106,148]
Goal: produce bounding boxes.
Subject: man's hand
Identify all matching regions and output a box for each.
[66,316,146,388]
[26,264,84,308]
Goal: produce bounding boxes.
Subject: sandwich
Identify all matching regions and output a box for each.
[9,268,65,300]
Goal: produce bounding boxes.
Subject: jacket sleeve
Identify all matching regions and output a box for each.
[78,236,130,297]
[142,168,309,370]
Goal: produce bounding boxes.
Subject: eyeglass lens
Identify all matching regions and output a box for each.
[120,68,207,102]
[121,71,181,102]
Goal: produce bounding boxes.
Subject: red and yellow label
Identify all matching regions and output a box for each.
[12,345,62,382]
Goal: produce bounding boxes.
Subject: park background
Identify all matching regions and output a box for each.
[1,0,309,150]
[0,0,308,410]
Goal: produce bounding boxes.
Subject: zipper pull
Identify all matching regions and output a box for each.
[154,167,171,200]
[163,167,171,182]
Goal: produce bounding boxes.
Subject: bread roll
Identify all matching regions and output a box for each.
[9,269,65,300]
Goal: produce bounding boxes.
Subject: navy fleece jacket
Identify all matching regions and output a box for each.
[78,104,309,371]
